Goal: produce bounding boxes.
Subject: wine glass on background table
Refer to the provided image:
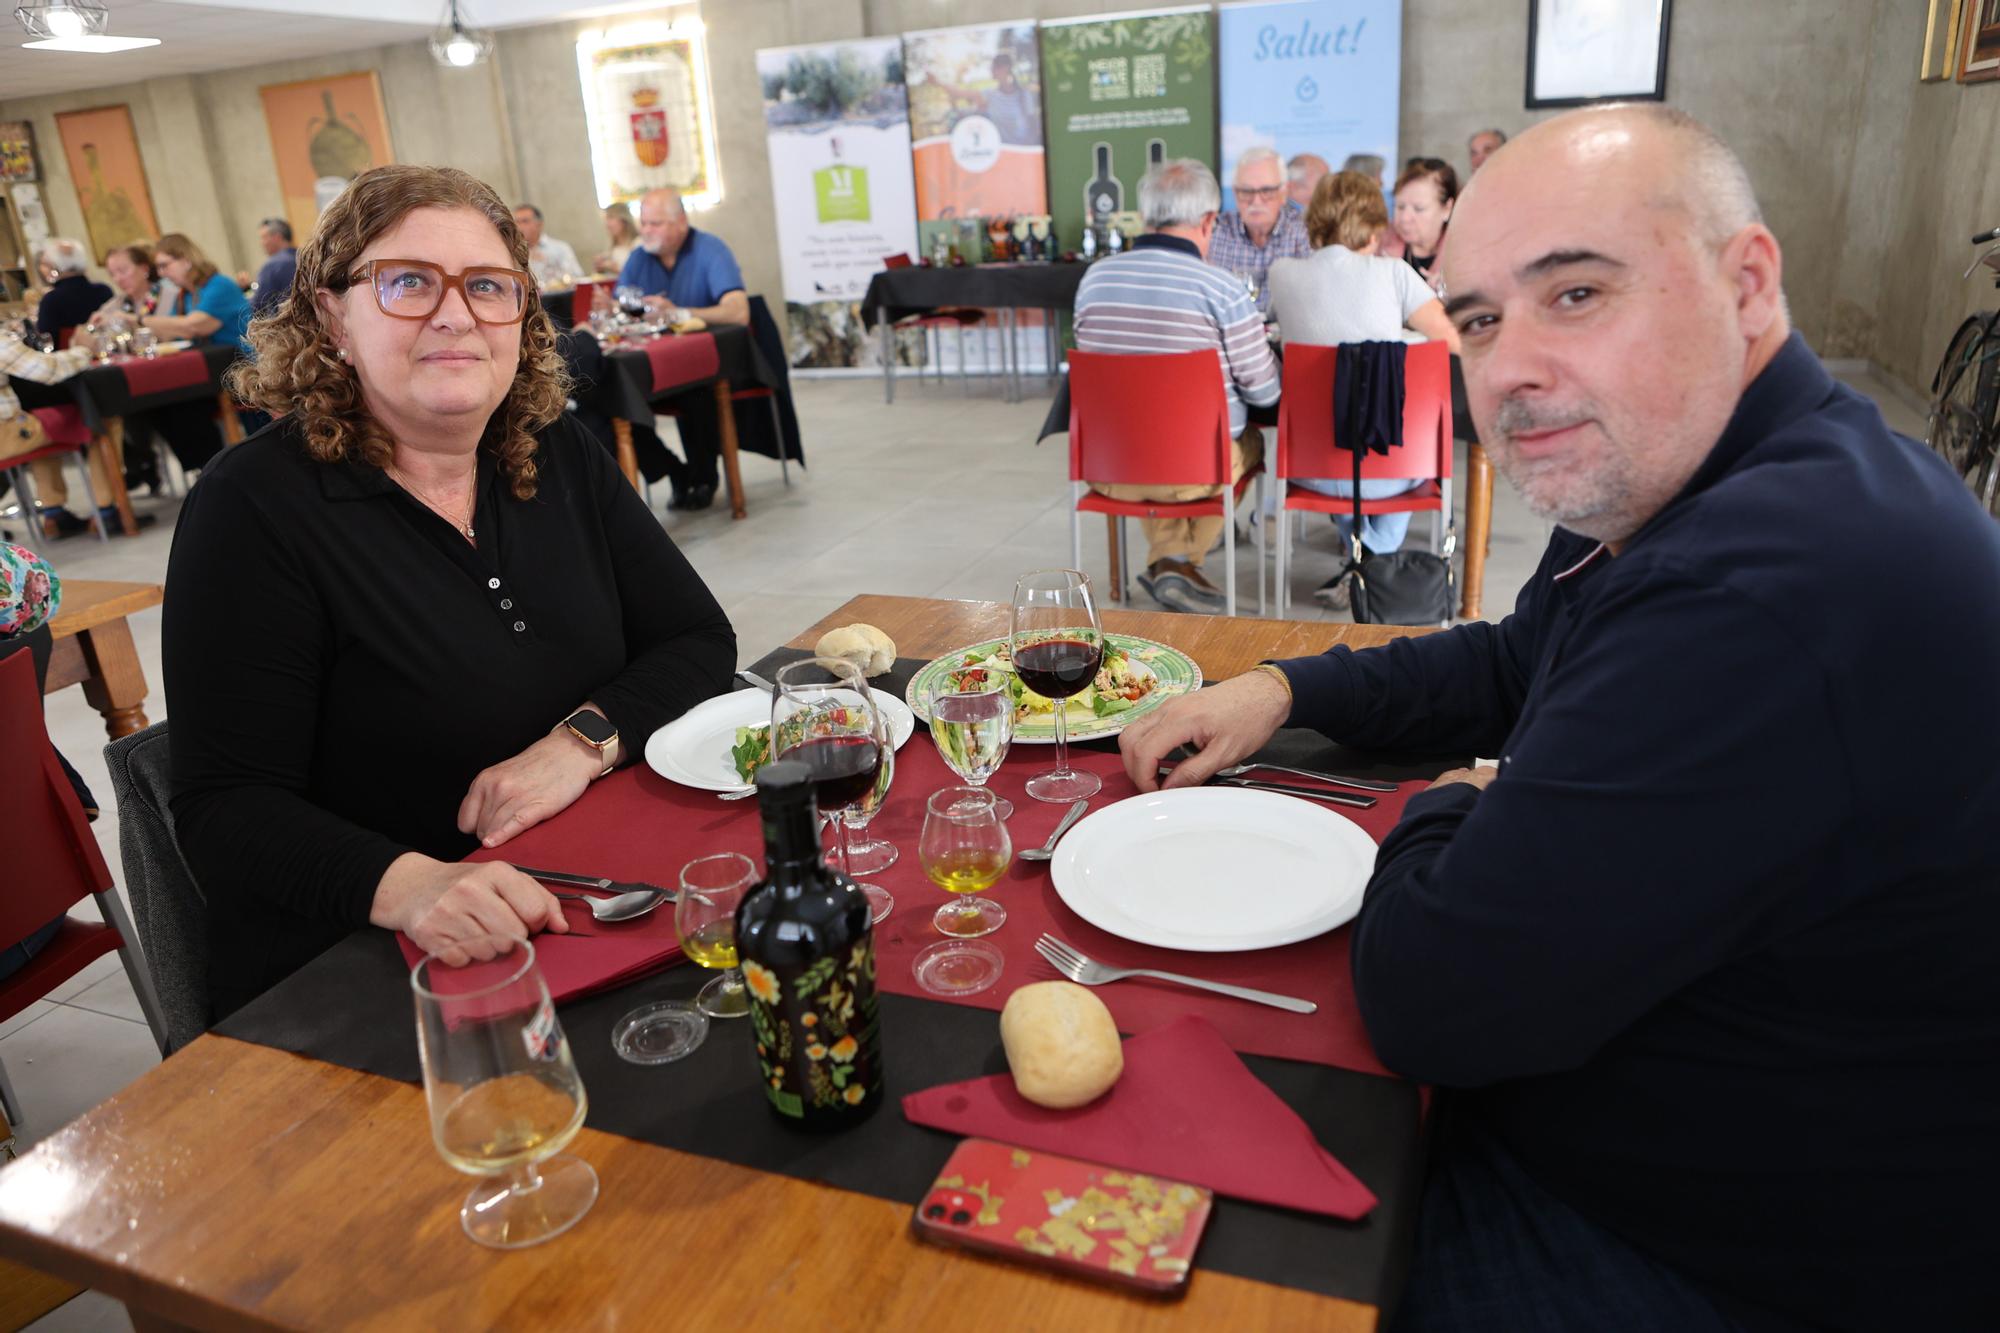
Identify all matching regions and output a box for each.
[840,744,899,920]
[677,852,756,1019]
[928,673,1015,819]
[1010,569,1105,803]
[412,935,597,1249]
[771,657,892,921]
[914,786,1011,995]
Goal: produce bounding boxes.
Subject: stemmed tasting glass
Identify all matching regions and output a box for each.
[678,853,756,1019]
[412,935,597,1248]
[840,744,899,920]
[771,657,893,921]
[1010,569,1104,803]
[928,672,1015,819]
[914,787,1011,995]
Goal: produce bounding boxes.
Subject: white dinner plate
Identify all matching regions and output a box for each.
[644,688,916,792]
[1048,788,1377,952]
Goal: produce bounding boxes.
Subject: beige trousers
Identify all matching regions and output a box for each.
[0,413,121,512]
[1089,426,1263,568]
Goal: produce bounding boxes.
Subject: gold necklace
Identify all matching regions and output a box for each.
[389,465,476,543]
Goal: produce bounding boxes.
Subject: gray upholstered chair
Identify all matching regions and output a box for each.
[104,721,210,1053]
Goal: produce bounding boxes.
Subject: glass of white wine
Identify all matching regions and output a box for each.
[919,786,1011,939]
[412,935,596,1249]
[678,852,756,1019]
[928,675,1016,819]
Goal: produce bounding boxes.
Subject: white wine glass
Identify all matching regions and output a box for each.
[412,935,597,1249]
[1010,569,1104,804]
[678,853,755,1019]
[928,673,1015,819]
[918,785,1011,939]
[840,744,898,922]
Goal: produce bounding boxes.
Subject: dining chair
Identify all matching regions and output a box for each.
[880,253,984,399]
[1272,341,1455,616]
[1,407,110,542]
[1067,348,1265,617]
[0,651,170,1126]
[104,720,212,1055]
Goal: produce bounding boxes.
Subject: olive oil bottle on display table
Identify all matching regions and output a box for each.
[736,761,884,1129]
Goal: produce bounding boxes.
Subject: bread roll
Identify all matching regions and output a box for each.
[815,623,896,677]
[1001,981,1123,1109]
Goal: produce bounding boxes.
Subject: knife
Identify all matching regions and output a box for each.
[512,865,678,901]
[1158,759,1396,794]
[1207,777,1377,809]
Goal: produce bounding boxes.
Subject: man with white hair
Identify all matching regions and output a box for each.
[1207,146,1308,312]
[1073,159,1277,613]
[31,237,111,345]
[1120,105,1998,1329]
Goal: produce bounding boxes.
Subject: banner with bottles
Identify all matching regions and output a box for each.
[1217,0,1401,210]
[902,21,1048,259]
[1038,7,1216,251]
[756,38,920,368]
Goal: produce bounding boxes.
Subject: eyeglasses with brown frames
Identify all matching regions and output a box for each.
[341,259,532,325]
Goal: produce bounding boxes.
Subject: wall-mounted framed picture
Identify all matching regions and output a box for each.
[1959,0,2000,83]
[53,105,160,261]
[259,70,394,243]
[1922,0,1964,81]
[1525,0,1672,110]
[0,121,39,184]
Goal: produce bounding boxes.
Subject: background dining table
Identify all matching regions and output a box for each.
[0,595,1436,1332]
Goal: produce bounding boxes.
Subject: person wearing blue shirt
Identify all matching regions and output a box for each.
[1120,105,2000,1333]
[616,189,748,510]
[145,233,250,349]
[252,217,298,317]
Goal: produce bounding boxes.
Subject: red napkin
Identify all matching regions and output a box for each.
[643,332,719,394]
[570,282,596,329]
[394,892,683,1006]
[902,1014,1377,1220]
[119,350,211,396]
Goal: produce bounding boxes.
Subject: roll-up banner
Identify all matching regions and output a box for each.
[1217,0,1402,207]
[1039,6,1217,252]
[756,37,919,368]
[903,21,1047,256]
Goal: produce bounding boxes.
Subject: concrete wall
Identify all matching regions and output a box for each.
[5,0,1993,393]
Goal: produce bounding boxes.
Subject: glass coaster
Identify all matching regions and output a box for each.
[611,1000,709,1064]
[857,882,895,924]
[912,938,1004,997]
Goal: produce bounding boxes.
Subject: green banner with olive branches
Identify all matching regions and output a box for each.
[1038,7,1216,248]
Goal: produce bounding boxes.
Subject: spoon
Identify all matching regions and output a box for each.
[1019,799,1090,862]
[551,888,666,922]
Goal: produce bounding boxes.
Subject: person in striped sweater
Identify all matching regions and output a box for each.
[1074,159,1278,613]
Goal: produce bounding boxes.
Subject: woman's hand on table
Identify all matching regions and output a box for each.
[1119,670,1293,792]
[371,855,568,963]
[457,730,611,849]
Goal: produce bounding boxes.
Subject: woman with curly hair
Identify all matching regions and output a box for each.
[164,164,736,1019]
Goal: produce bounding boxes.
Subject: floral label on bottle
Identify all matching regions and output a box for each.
[743,937,882,1119]
[520,998,563,1063]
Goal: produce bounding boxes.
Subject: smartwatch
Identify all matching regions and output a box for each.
[558,708,618,777]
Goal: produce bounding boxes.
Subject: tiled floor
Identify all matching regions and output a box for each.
[6,362,1925,1331]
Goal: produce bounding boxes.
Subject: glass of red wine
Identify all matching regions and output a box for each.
[1010,569,1104,804]
[770,657,893,921]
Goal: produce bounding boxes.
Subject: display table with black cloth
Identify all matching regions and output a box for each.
[7,343,239,536]
[0,595,1436,1332]
[863,262,1087,405]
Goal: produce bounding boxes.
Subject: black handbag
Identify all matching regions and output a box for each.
[1332,344,1455,626]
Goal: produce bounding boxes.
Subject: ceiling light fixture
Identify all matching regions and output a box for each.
[23,33,158,51]
[14,1,109,39]
[429,0,492,70]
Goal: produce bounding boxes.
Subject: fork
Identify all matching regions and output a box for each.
[1034,935,1317,1014]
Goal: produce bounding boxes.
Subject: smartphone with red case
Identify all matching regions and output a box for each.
[911,1138,1214,1295]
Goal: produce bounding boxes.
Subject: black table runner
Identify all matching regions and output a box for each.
[862,263,1088,327]
[9,343,238,435]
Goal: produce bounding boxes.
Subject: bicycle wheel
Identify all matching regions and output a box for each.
[1927,317,1998,482]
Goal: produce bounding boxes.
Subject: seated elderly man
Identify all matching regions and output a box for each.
[1074,158,1276,614]
[513,203,582,289]
[31,238,112,345]
[616,188,749,511]
[1208,146,1308,313]
[1121,105,1999,1331]
[251,217,298,317]
[1285,151,1330,210]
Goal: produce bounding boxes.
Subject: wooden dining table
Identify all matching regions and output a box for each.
[45,578,162,740]
[0,595,1425,1332]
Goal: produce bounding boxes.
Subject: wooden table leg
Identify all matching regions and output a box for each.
[75,619,151,739]
[1460,441,1494,621]
[611,418,641,493]
[1105,515,1121,602]
[218,394,244,446]
[93,418,139,538]
[714,379,747,521]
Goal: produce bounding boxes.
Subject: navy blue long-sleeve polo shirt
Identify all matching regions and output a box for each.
[1277,333,2000,1331]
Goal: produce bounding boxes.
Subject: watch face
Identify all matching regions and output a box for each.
[566,710,617,746]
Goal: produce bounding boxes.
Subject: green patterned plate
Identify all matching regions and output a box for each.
[904,634,1203,745]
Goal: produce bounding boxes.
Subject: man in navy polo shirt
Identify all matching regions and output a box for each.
[1120,104,2000,1331]
[618,189,748,510]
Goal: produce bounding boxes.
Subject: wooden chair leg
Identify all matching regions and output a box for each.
[1105,514,1121,602]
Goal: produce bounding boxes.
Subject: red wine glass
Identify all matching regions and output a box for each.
[1010,569,1104,804]
[770,657,892,920]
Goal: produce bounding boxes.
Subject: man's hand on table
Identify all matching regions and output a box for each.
[1120,669,1293,792]
[1428,764,1498,792]
[458,728,612,849]
[371,856,568,964]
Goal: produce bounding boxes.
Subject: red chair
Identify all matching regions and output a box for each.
[1068,348,1265,617]
[880,253,984,400]
[1272,342,1454,616]
[0,650,169,1124]
[1,406,109,543]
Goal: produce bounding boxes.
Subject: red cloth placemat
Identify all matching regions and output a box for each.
[395,891,684,1007]
[571,282,596,329]
[457,720,1422,1077]
[118,349,212,396]
[903,1015,1378,1218]
[643,333,719,394]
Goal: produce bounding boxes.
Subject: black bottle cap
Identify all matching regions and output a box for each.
[757,759,810,798]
